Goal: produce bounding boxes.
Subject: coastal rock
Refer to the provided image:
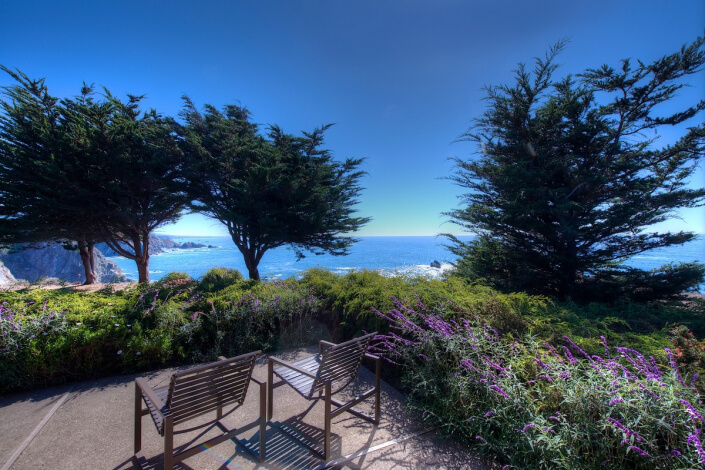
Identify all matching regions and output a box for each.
[95,234,179,257]
[430,260,442,269]
[0,243,124,284]
[0,260,16,286]
[179,241,206,249]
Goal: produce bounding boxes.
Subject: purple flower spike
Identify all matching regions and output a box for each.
[627,446,649,457]
[489,385,510,400]
[687,430,705,463]
[679,399,704,423]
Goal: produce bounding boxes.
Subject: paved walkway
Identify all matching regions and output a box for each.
[0,346,498,469]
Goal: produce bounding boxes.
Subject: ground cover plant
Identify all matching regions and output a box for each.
[373,297,705,469]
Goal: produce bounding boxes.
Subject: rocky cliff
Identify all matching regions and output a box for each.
[0,243,124,284]
[0,260,16,286]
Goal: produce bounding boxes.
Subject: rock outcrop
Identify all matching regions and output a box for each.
[430,260,442,269]
[0,260,16,286]
[0,243,124,284]
[95,234,179,257]
[179,241,206,249]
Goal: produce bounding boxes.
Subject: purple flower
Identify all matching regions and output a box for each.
[519,423,536,433]
[535,356,551,370]
[627,446,649,457]
[679,399,704,423]
[484,356,507,372]
[687,429,705,463]
[668,449,681,457]
[607,417,643,442]
[608,397,623,406]
[484,410,495,418]
[563,336,593,362]
[665,348,685,386]
[600,336,610,359]
[489,385,510,400]
[542,427,556,434]
[475,435,487,444]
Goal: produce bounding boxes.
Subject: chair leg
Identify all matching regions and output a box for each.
[374,357,381,424]
[267,358,274,420]
[324,382,331,461]
[134,383,142,454]
[259,380,267,462]
[164,417,174,470]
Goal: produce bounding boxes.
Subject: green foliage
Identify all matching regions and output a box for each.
[178,99,370,280]
[0,269,702,403]
[198,267,244,293]
[375,300,705,469]
[0,67,186,283]
[446,38,705,301]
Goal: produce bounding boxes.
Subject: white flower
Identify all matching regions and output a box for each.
[76,322,82,325]
[42,332,48,336]
[127,324,132,327]
[115,324,120,327]
[136,352,142,356]
[117,350,122,355]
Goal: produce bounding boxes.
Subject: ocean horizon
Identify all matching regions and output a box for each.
[108,235,705,291]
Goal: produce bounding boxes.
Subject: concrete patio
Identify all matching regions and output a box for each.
[0,346,498,469]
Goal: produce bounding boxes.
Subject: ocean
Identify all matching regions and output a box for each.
[108,235,705,290]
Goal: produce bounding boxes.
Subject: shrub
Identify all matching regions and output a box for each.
[374,298,705,469]
[180,279,321,360]
[198,267,244,293]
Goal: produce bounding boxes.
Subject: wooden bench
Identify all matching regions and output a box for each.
[133,351,265,469]
[267,333,380,460]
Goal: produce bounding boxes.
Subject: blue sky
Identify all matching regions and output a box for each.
[2,0,703,237]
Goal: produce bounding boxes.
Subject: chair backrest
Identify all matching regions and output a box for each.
[309,332,376,397]
[166,351,260,426]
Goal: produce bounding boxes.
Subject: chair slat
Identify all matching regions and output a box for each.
[166,354,257,424]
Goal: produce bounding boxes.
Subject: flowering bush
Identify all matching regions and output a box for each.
[374,297,705,469]
[0,300,68,356]
[176,279,322,360]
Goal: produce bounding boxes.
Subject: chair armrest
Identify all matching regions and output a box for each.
[269,356,319,380]
[319,339,336,355]
[135,377,166,416]
[250,375,266,386]
[364,352,380,361]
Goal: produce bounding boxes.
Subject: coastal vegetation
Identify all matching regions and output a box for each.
[0,69,185,283]
[446,38,705,302]
[0,70,370,283]
[178,98,370,280]
[0,268,703,468]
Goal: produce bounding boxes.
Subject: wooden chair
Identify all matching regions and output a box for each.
[267,332,380,460]
[133,351,266,469]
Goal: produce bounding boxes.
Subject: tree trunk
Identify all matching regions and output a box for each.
[77,240,98,284]
[240,247,260,280]
[137,258,150,284]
